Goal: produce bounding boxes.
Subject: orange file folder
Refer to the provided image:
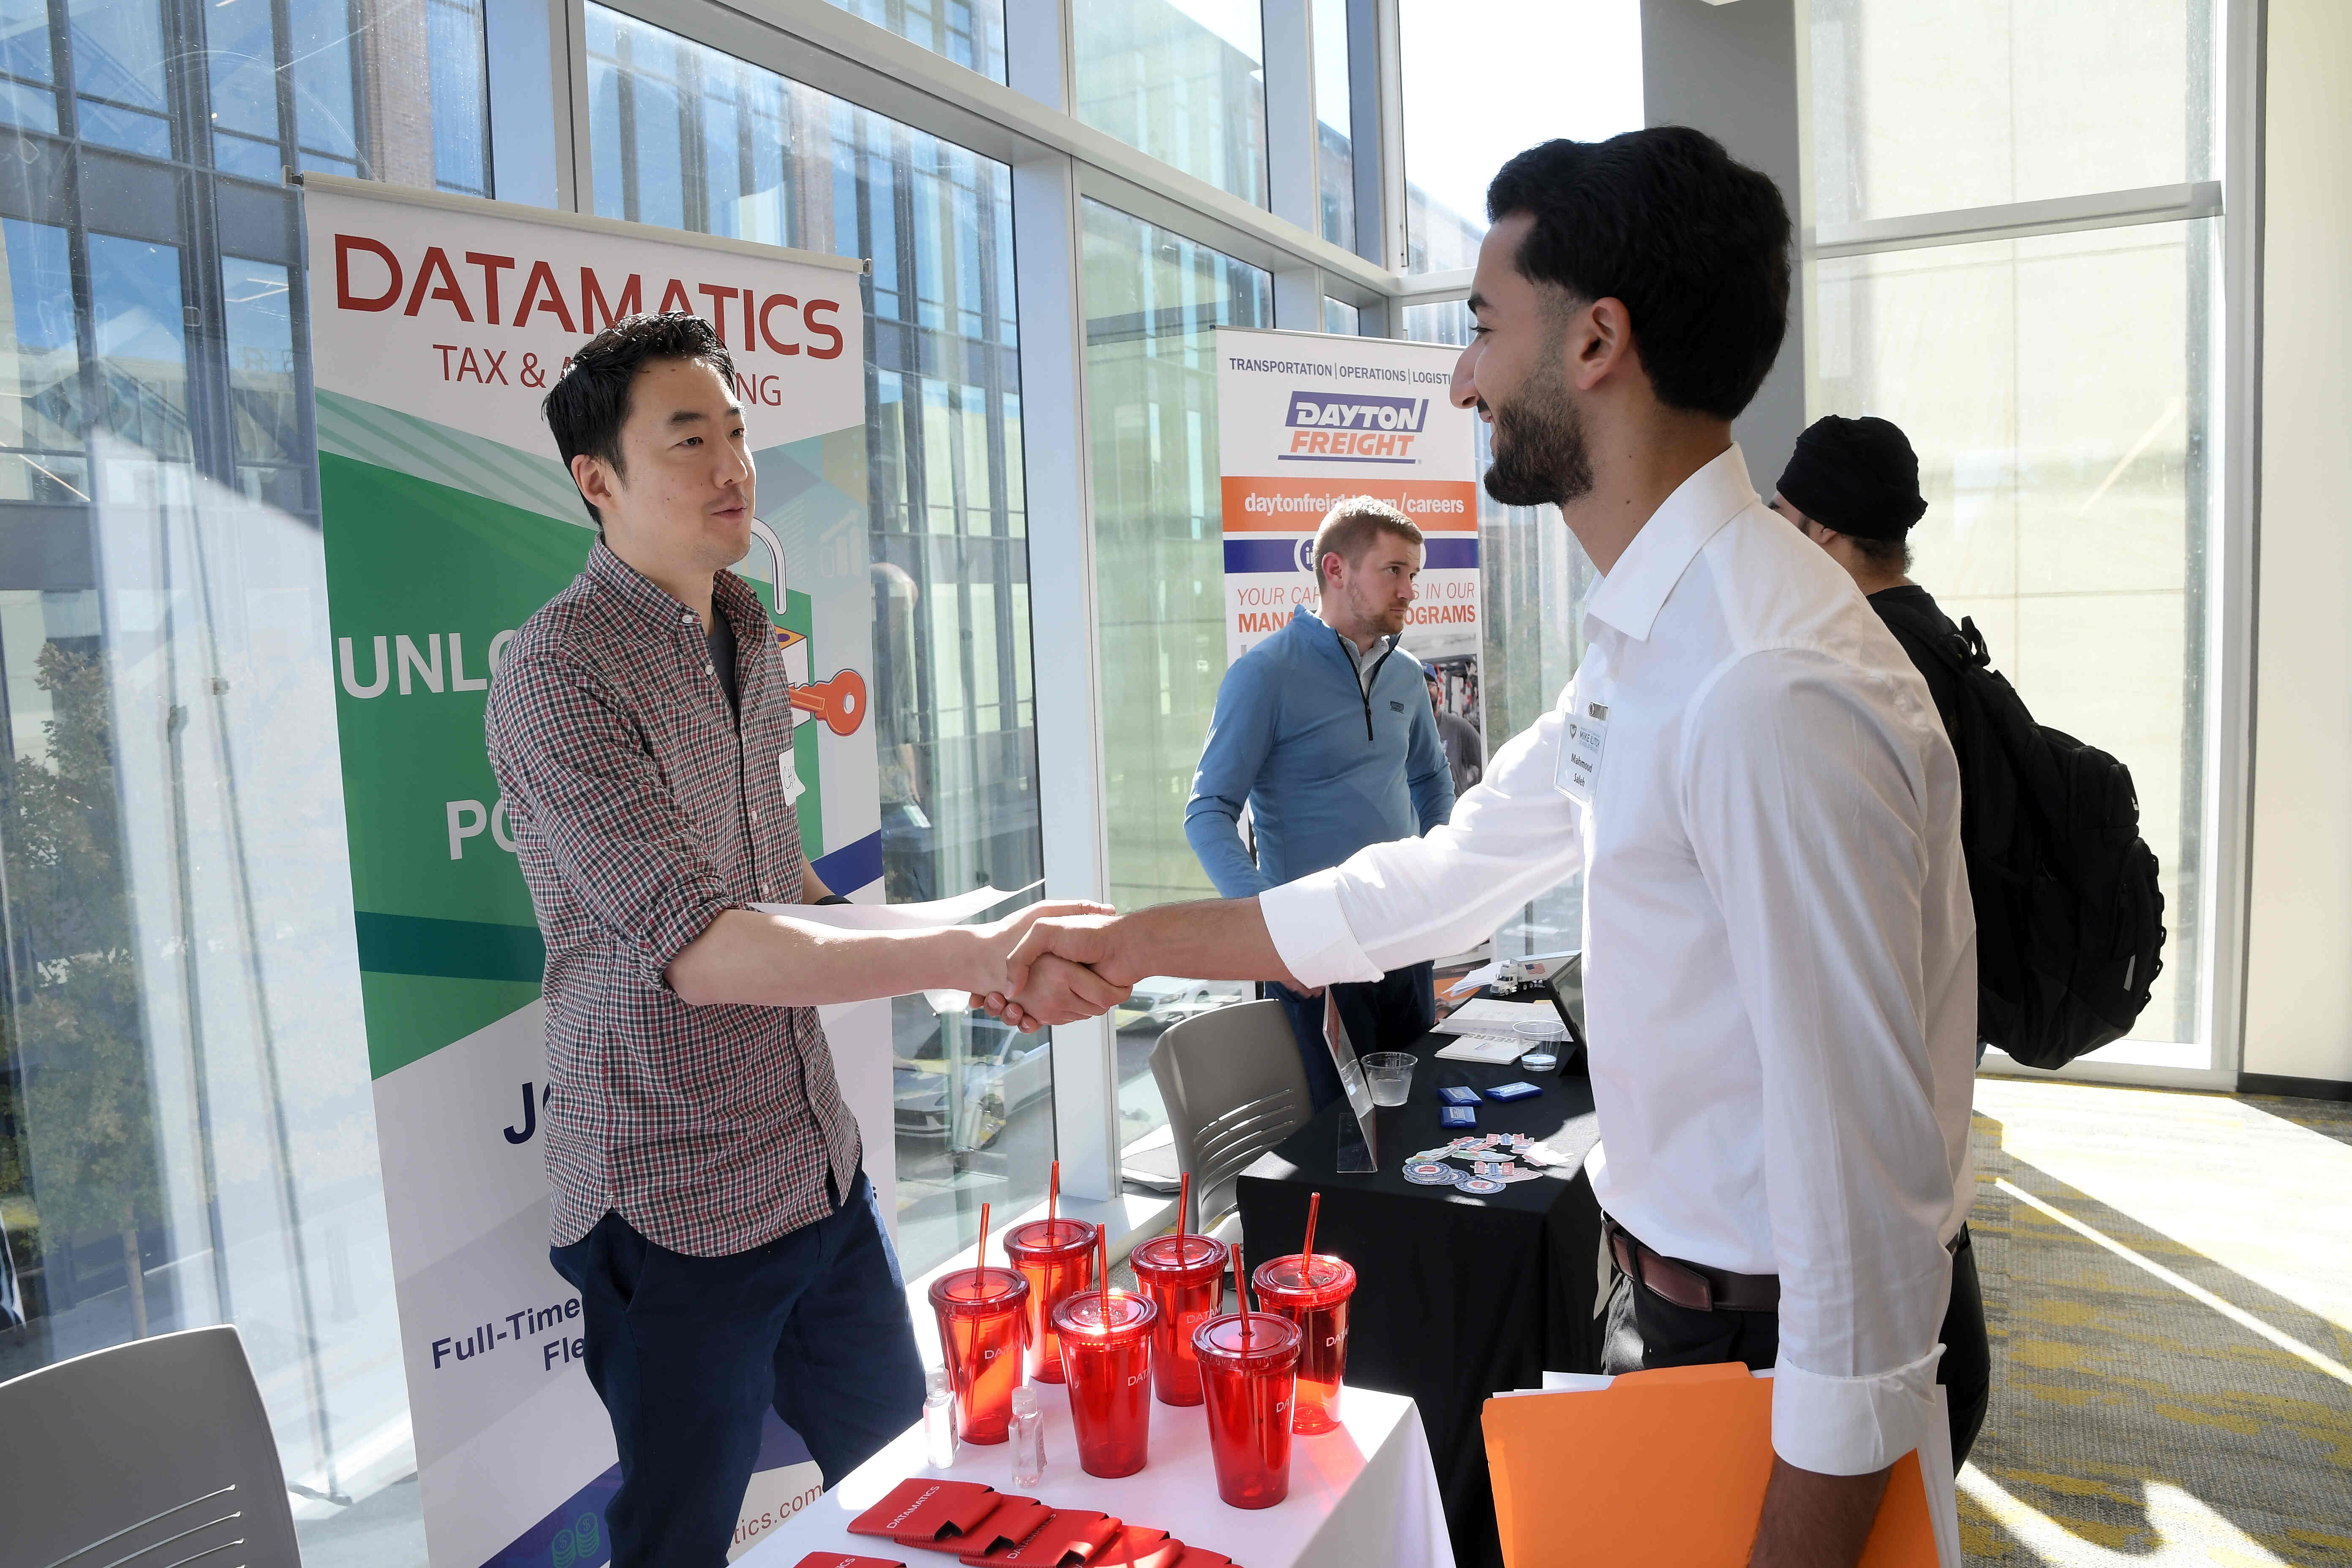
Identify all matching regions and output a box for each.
[1481,1364,1944,1567]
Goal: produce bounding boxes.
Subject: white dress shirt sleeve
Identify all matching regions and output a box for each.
[1260,696,1585,987]
[1681,649,1957,1476]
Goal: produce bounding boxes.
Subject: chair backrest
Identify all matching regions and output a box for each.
[0,1324,300,1568]
[1149,998,1313,1234]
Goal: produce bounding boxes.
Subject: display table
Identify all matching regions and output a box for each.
[737,1377,1453,1568]
[1234,1030,1607,1568]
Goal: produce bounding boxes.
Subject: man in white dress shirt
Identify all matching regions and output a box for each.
[987,128,1984,1566]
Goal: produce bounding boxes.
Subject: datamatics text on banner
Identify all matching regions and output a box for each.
[299,175,885,1568]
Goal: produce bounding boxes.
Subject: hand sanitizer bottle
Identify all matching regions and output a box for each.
[1009,1385,1045,1488]
[923,1366,958,1469]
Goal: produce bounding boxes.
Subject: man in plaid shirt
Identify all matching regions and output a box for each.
[488,314,1123,1568]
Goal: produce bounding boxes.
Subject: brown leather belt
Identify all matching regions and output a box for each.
[1605,1217,1780,1314]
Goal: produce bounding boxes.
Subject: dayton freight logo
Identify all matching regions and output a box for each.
[1281,391,1426,463]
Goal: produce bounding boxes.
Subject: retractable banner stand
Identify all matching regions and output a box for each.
[1214,327,1487,741]
[297,176,887,1568]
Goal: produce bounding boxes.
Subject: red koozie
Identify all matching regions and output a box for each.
[1091,1527,1181,1568]
[793,1556,909,1568]
[936,1496,1054,1557]
[1002,1218,1100,1383]
[847,1478,1000,1543]
[1192,1311,1301,1510]
[957,1509,1122,1566]
[928,1267,1032,1443]
[1050,1289,1159,1478]
[1128,1233,1229,1406]
[1249,1253,1357,1435]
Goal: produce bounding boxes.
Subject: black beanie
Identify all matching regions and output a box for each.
[1774,415,1927,541]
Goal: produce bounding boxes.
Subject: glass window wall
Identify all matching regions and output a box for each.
[1080,199,1268,1146]
[1073,0,1268,208]
[1312,0,1353,249]
[823,0,1006,83]
[1396,0,1641,271]
[1809,0,2216,227]
[0,0,490,1560]
[586,5,1045,1273]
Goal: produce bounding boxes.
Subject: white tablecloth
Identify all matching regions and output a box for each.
[737,1381,1453,1568]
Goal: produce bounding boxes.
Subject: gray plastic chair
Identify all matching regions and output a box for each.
[1149,997,1314,1240]
[0,1324,299,1568]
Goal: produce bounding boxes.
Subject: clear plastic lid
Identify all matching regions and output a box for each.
[1003,1217,1100,1261]
[928,1266,1029,1316]
[1050,1288,1158,1343]
[1250,1254,1357,1309]
[1191,1311,1301,1370]
[1129,1233,1229,1283]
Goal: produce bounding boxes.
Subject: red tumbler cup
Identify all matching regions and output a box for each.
[928,1266,1030,1443]
[1003,1217,1100,1383]
[1192,1312,1301,1509]
[1050,1289,1159,1478]
[1250,1253,1356,1435]
[1129,1233,1229,1405]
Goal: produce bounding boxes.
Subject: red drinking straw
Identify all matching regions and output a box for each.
[1049,1160,1060,1226]
[1177,1172,1191,1241]
[1299,1192,1320,1287]
[1098,1226,1112,1321]
[975,1201,990,1278]
[1235,1241,1251,1348]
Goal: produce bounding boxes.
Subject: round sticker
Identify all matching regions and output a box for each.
[1458,1177,1507,1196]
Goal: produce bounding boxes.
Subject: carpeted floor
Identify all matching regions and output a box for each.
[1959,1078,2352,1565]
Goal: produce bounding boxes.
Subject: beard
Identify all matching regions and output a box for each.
[1482,350,1594,509]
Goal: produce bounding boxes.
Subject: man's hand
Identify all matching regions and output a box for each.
[1747,1456,1892,1568]
[979,898,1305,1026]
[964,903,1131,1032]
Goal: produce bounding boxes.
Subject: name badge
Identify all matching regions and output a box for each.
[779,750,806,803]
[1556,700,1609,804]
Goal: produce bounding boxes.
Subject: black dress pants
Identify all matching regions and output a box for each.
[1600,1223,1989,1470]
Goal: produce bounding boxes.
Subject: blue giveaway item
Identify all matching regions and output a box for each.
[1437,1086,1482,1106]
[1485,1081,1542,1102]
[1440,1105,1477,1128]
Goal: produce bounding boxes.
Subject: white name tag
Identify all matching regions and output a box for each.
[779,750,806,803]
[1556,699,1609,805]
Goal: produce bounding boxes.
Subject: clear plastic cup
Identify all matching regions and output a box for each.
[928,1266,1030,1444]
[1361,1051,1416,1105]
[1003,1217,1100,1384]
[1250,1254,1357,1435]
[1051,1289,1159,1478]
[1192,1312,1302,1509]
[1128,1233,1230,1406]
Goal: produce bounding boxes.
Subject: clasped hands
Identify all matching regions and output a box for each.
[966,904,1143,1033]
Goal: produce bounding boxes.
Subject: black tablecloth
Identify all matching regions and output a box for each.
[1234,1031,1607,1568]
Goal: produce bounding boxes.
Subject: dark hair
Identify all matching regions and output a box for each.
[1851,535,1913,572]
[542,313,739,525]
[1486,128,1790,421]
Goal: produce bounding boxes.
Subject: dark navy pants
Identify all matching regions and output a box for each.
[549,1171,926,1568]
[1274,961,1437,1113]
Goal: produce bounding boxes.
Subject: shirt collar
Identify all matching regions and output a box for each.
[1582,444,1759,643]
[1296,604,1393,666]
[586,537,764,639]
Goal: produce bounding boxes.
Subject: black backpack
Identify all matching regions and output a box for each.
[1873,600,2166,1070]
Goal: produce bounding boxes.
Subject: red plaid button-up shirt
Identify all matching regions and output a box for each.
[486,539,861,1256]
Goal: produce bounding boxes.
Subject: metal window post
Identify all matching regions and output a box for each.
[1006,0,1122,1203]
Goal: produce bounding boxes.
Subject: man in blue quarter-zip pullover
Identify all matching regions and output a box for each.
[1186,497,1456,1109]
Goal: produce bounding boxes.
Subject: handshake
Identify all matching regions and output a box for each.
[961,902,1145,1034]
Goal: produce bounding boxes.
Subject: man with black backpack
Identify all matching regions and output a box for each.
[1771,415,2167,1080]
